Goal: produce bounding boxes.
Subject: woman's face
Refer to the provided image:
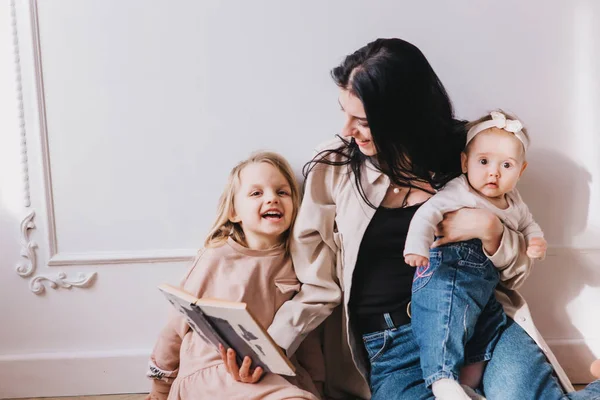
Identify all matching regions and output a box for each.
[339,89,376,156]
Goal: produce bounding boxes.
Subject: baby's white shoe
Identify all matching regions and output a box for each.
[432,378,471,400]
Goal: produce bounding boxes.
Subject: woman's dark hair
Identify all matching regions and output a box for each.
[305,38,466,207]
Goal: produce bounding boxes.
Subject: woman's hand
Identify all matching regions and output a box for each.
[219,344,264,383]
[432,208,504,255]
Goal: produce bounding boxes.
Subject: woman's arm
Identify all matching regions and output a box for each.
[433,208,533,290]
[268,158,344,355]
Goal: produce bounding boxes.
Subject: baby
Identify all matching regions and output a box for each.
[404,110,547,400]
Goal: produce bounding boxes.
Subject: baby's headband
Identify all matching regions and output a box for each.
[466,111,529,151]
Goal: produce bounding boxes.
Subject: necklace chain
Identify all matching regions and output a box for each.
[389,183,412,207]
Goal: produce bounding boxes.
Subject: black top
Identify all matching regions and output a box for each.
[349,203,422,317]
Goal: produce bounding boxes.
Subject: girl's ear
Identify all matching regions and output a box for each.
[229,207,240,223]
[460,152,468,174]
[519,161,528,178]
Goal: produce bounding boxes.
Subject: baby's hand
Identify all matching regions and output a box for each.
[527,237,547,259]
[405,254,429,267]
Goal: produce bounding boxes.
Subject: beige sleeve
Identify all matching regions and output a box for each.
[484,226,533,290]
[268,162,343,355]
[405,179,472,258]
[147,309,187,397]
[518,204,544,243]
[147,252,206,396]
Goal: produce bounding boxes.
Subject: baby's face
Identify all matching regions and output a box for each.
[461,128,527,200]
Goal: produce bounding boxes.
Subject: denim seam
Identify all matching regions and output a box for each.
[439,261,457,380]
[368,330,388,363]
[424,371,458,387]
[457,259,486,269]
[362,331,386,342]
[466,247,487,263]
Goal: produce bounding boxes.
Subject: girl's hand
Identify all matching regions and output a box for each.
[405,254,429,267]
[219,344,263,383]
[527,237,547,259]
[433,208,504,255]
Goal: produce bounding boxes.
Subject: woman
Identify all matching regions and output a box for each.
[226,38,600,399]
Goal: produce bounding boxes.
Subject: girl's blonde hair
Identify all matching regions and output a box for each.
[204,151,301,252]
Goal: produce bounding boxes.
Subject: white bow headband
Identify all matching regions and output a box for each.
[466,111,529,151]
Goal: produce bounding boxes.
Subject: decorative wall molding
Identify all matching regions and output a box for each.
[29,271,97,294]
[11,0,31,208]
[28,0,58,258]
[11,0,99,294]
[545,247,600,257]
[39,246,600,266]
[15,210,37,277]
[13,209,97,292]
[21,0,195,267]
[48,249,196,266]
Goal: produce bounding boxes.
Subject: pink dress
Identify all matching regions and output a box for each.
[147,238,323,400]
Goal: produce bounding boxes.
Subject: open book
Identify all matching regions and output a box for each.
[159,284,296,376]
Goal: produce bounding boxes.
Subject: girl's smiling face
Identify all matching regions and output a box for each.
[230,162,294,250]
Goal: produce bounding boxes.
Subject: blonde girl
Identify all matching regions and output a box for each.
[146,152,323,400]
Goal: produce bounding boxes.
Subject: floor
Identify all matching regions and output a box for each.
[8,396,147,400]
[7,386,589,399]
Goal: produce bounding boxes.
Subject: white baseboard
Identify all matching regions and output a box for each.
[0,341,597,398]
[0,349,151,399]
[548,339,600,385]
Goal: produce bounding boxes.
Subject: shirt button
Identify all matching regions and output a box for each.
[520,317,527,322]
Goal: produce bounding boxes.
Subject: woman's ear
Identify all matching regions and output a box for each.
[460,152,468,174]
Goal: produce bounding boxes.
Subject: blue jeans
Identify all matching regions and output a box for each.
[411,240,506,386]
[361,318,600,399]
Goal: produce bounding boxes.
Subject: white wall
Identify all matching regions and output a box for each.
[0,0,598,397]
